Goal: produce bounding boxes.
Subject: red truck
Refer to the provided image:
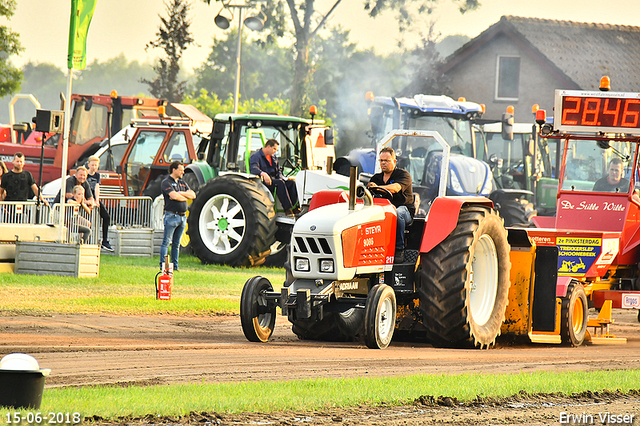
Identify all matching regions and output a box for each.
[0,92,164,184]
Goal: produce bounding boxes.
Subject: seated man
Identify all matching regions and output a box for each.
[367,147,414,263]
[593,158,630,193]
[250,138,300,216]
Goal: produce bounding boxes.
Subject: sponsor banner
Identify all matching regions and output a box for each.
[621,293,640,309]
[557,237,601,276]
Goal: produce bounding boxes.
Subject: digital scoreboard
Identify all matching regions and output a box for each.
[555,89,640,133]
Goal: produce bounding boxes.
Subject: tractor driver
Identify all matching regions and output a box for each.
[593,158,630,193]
[250,138,300,216]
[367,147,414,263]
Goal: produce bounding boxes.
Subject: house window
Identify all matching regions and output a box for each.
[496,56,520,100]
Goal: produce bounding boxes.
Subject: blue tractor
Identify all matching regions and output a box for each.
[334,94,535,226]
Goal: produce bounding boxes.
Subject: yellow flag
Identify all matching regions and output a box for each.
[67,0,97,70]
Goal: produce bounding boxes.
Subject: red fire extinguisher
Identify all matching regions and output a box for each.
[155,255,173,300]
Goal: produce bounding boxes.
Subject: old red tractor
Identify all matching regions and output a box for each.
[240,86,640,349]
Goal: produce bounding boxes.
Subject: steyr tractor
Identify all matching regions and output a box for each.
[240,94,640,348]
[184,107,352,267]
[334,93,535,226]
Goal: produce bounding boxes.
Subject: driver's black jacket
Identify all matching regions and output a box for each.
[249,148,284,180]
[369,167,415,216]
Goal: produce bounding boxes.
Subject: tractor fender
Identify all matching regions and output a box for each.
[556,276,573,298]
[184,165,205,187]
[489,188,534,203]
[420,196,494,254]
[185,162,217,186]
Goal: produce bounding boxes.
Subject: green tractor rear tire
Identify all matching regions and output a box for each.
[187,175,276,267]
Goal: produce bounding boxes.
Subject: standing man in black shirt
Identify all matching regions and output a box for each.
[0,152,47,205]
[367,147,414,263]
[160,161,196,271]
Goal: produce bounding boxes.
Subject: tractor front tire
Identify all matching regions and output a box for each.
[418,205,511,348]
[187,175,276,267]
[364,284,396,349]
[142,175,166,200]
[560,281,588,346]
[240,276,276,342]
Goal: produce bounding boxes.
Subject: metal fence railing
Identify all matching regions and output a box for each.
[0,201,99,245]
[100,196,153,228]
[52,204,100,245]
[0,201,51,225]
[2,196,153,245]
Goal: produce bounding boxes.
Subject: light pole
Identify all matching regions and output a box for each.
[214,1,267,114]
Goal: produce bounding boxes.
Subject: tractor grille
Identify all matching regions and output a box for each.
[293,236,333,255]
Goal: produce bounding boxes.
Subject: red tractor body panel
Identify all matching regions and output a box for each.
[420,196,494,254]
[342,201,397,268]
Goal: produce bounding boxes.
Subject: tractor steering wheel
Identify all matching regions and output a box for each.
[368,186,393,200]
[282,156,301,177]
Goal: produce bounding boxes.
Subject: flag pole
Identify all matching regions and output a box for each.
[58,70,73,242]
[60,0,96,242]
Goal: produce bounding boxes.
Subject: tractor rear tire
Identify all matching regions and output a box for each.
[291,308,364,341]
[187,175,276,267]
[560,281,588,346]
[183,171,201,194]
[142,175,166,200]
[240,276,276,342]
[364,284,396,349]
[498,199,536,227]
[418,205,511,348]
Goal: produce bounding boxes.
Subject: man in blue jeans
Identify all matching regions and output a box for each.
[160,161,196,271]
[367,147,414,263]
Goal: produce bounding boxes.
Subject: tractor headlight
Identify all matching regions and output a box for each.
[481,178,493,195]
[450,171,464,194]
[295,257,310,272]
[319,259,334,273]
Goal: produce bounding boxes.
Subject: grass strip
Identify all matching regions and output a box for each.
[0,255,282,315]
[39,369,640,419]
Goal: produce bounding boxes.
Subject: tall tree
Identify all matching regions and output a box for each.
[193,31,292,102]
[204,0,478,117]
[142,0,195,103]
[0,0,23,97]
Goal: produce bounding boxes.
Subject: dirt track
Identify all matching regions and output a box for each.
[1,310,640,425]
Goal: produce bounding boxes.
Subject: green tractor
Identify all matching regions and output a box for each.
[476,110,559,218]
[185,108,350,267]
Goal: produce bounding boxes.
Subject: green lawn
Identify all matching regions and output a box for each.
[38,370,640,418]
[0,254,283,315]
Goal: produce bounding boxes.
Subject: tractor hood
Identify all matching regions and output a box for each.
[374,94,483,118]
[291,201,395,281]
[448,154,492,196]
[421,152,492,198]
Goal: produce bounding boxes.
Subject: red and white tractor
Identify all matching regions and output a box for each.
[240,84,640,349]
